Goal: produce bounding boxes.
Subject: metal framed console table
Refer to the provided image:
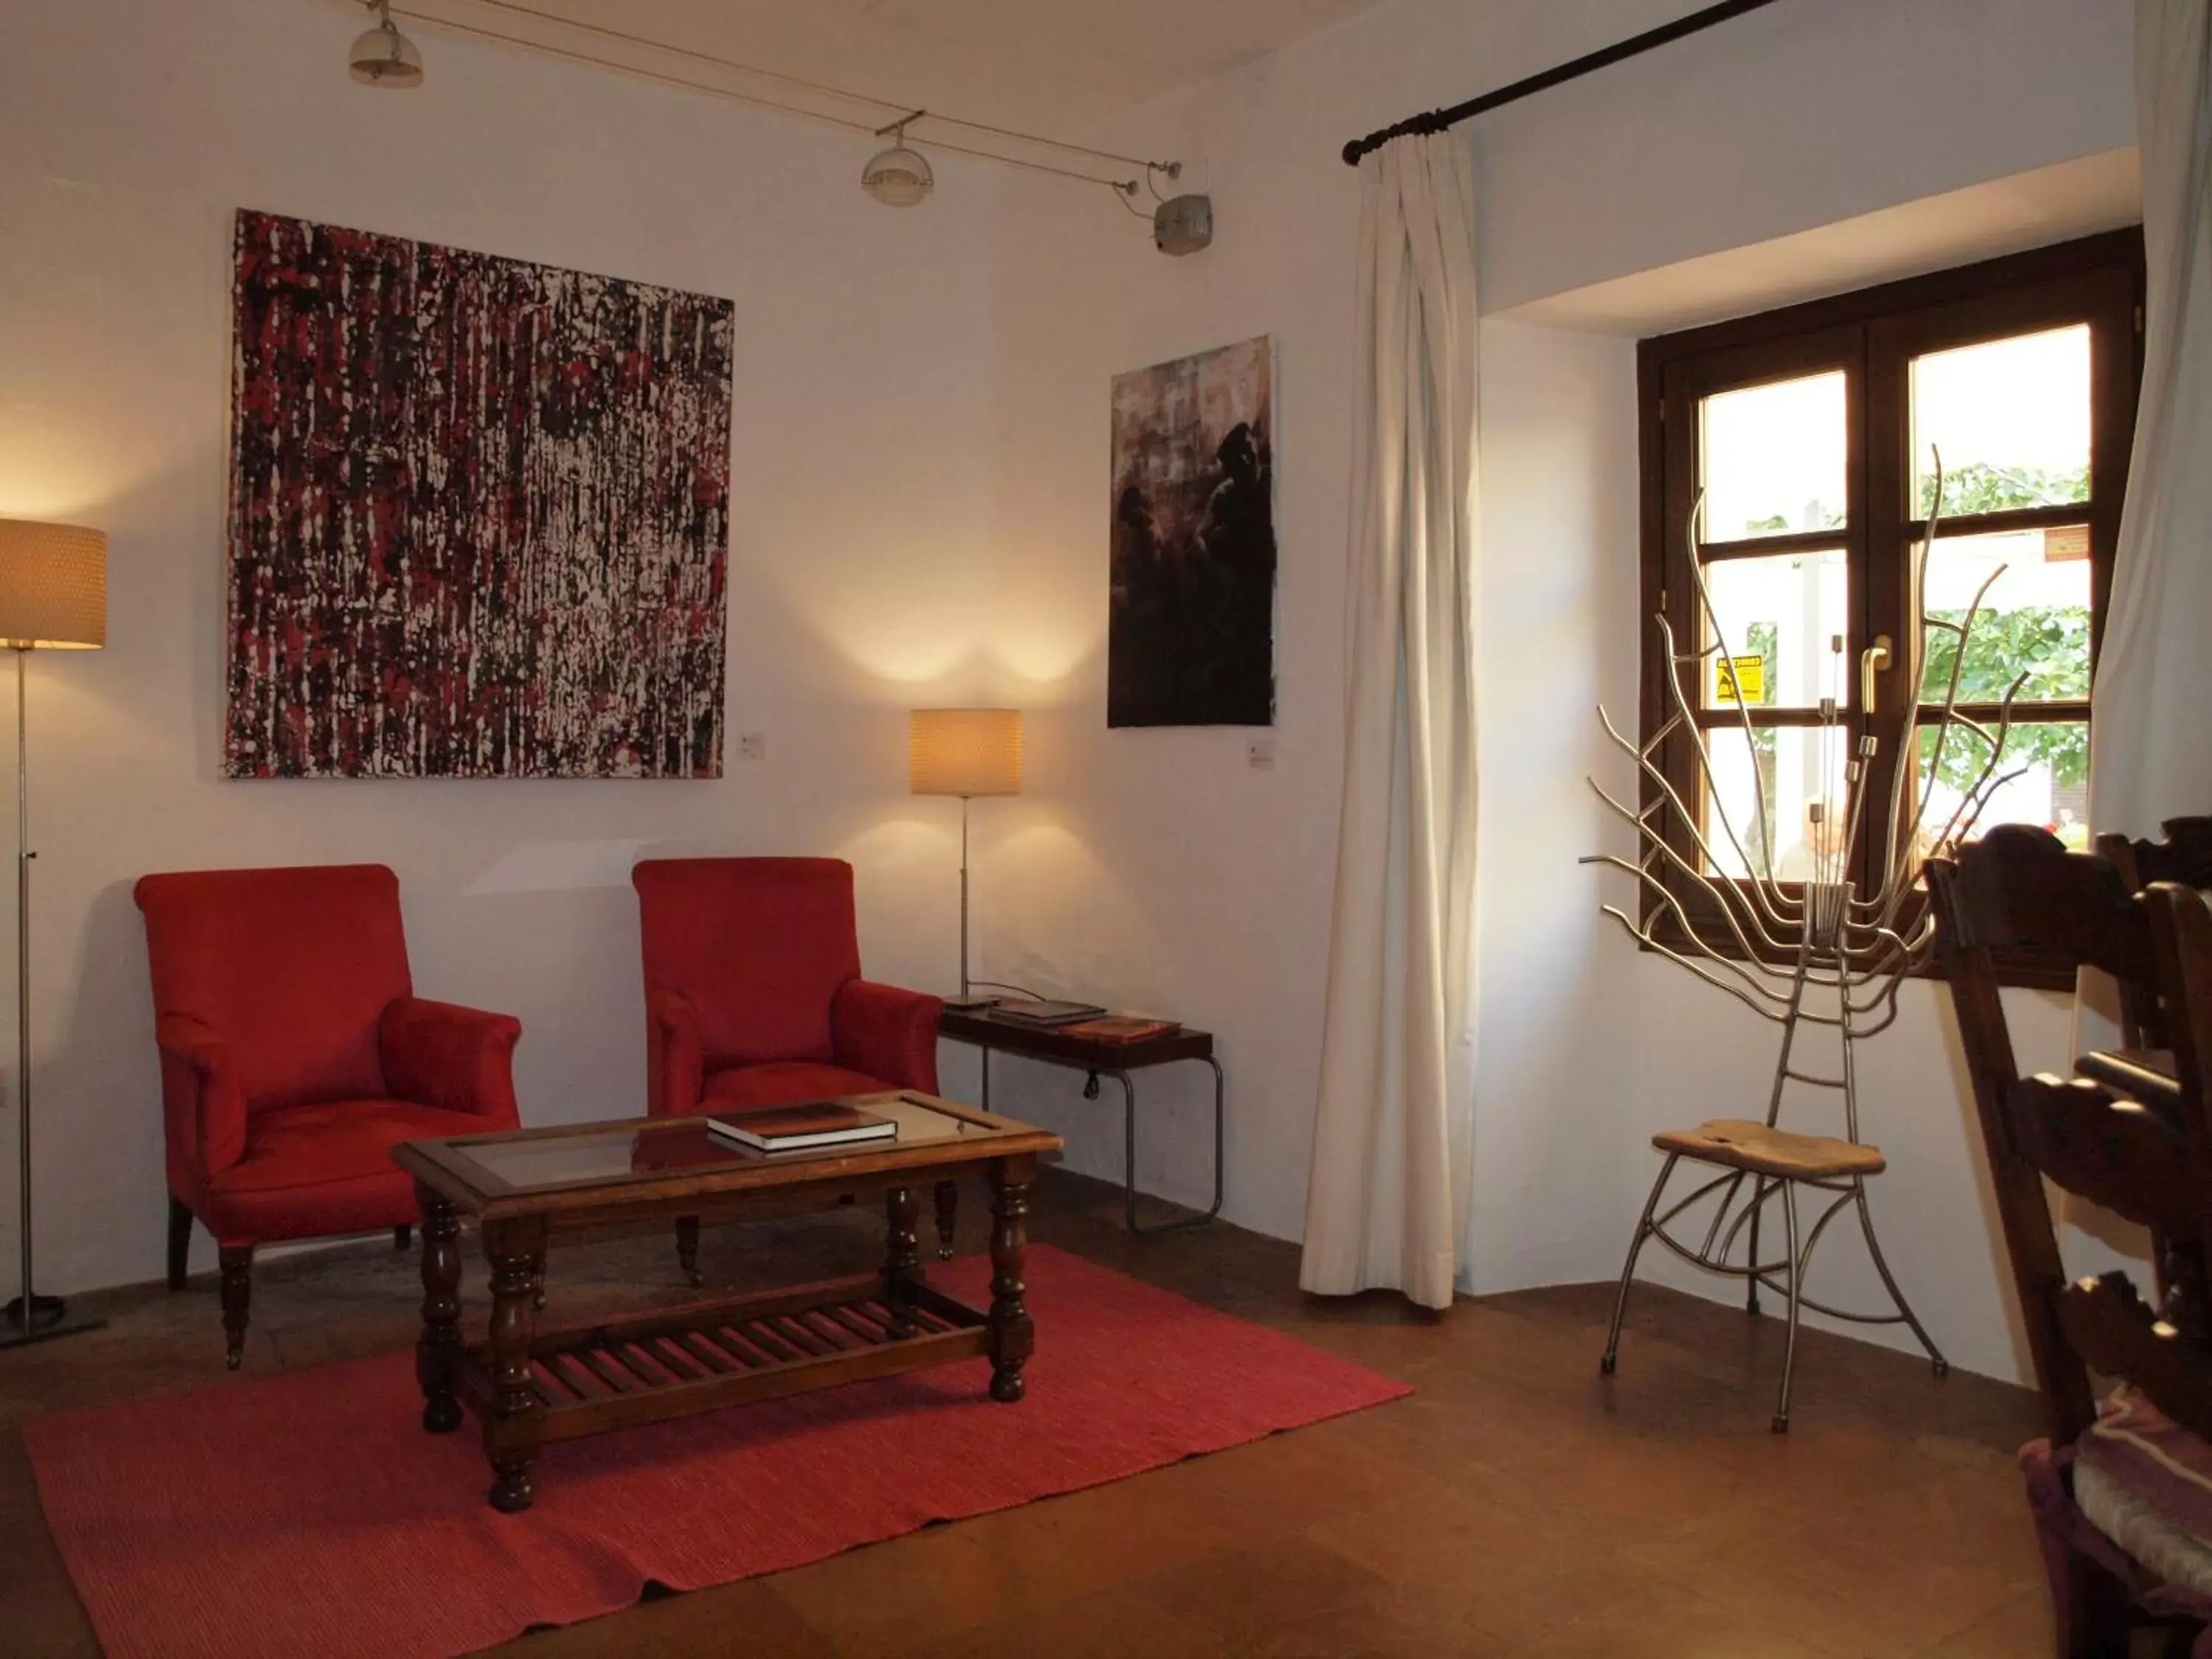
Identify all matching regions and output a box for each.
[937,1008,1223,1234]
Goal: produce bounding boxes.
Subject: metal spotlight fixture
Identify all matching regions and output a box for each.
[350,0,423,88]
[862,114,933,208]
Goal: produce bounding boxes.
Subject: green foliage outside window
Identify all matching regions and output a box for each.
[1916,461,2088,518]
[1917,605,2090,793]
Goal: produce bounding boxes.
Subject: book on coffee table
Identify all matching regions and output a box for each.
[707,1102,898,1153]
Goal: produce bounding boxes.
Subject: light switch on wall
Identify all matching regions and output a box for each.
[1246,735,1276,770]
[737,731,766,761]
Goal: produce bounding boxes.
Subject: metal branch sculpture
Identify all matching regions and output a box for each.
[1589,454,2027,1430]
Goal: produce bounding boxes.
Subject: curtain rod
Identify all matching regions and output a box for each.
[1340,0,1787,166]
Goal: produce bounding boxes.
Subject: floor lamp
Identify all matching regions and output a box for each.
[0,518,106,1351]
[908,709,1023,1008]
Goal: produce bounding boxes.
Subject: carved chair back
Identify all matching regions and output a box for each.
[1928,824,2212,1448]
[2148,877,2212,1335]
[2098,817,2212,1048]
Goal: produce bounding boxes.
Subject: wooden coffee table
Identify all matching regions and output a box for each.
[389,1093,1062,1512]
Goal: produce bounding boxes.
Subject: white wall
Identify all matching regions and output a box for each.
[0,0,1005,1293]
[965,0,2134,1382]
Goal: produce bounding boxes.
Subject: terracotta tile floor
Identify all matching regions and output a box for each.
[0,1169,2060,1657]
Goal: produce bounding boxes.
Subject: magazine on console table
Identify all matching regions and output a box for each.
[984,999,1107,1028]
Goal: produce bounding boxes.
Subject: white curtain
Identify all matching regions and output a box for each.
[2090,0,2212,838]
[1300,134,1481,1310]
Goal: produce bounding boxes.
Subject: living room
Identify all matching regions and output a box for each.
[4,0,2208,1654]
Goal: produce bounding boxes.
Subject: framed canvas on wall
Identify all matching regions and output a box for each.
[225,209,734,778]
[1107,335,1277,728]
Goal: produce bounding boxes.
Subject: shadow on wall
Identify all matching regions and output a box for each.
[462,839,657,895]
[39,879,164,1287]
[1925,973,2039,1382]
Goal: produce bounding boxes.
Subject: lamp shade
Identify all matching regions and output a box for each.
[0,519,106,650]
[909,709,1022,797]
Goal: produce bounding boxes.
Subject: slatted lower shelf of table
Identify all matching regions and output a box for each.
[457,1271,992,1441]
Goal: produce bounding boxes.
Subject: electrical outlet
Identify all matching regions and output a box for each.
[1246,735,1276,771]
[737,731,766,762]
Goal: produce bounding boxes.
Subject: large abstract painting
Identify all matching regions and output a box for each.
[226,209,733,778]
[1108,335,1276,728]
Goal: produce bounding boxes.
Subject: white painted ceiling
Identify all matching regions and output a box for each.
[401,0,1394,142]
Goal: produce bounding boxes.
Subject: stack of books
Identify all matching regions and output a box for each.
[985,998,1106,1028]
[706,1102,897,1153]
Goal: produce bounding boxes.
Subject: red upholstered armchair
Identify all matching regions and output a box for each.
[135,864,521,1368]
[633,857,945,1279]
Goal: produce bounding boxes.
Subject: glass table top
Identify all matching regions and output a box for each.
[446,1093,998,1196]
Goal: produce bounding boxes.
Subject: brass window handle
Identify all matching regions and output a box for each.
[1861,636,1893,714]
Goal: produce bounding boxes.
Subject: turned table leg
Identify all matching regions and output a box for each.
[988,1161,1034,1402]
[416,1186,463,1433]
[933,1179,959,1261]
[483,1217,547,1513]
[884,1187,921,1338]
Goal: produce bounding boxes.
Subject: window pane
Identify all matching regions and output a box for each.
[1916,526,2091,705]
[1700,372,1848,542]
[1911,326,2090,518]
[1700,549,1850,710]
[1700,725,1852,881]
[1914,719,2090,864]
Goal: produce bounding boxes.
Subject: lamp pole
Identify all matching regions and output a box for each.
[8,650,29,1333]
[1,645,101,1347]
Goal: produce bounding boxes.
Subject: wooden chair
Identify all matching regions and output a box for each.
[1928,825,2212,1656]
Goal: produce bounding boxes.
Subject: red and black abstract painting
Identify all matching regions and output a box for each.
[226,209,732,778]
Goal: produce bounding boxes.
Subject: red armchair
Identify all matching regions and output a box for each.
[632,857,945,1279]
[135,864,521,1368]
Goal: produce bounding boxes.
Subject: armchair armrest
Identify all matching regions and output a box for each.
[832,979,944,1093]
[645,988,706,1116]
[156,1012,248,1179]
[380,997,522,1125]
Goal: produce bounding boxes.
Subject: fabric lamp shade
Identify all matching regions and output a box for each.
[909,709,1023,797]
[0,520,106,650]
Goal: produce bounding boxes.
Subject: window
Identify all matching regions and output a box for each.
[1636,232,2143,987]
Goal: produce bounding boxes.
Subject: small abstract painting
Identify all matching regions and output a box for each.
[226,209,733,778]
[1108,336,1276,728]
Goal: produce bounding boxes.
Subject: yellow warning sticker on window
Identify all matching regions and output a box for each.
[2042,524,2090,561]
[1714,654,1765,705]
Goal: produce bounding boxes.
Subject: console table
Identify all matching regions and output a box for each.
[937,1008,1222,1234]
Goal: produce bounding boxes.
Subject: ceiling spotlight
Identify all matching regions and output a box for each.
[862,115,933,208]
[350,0,423,88]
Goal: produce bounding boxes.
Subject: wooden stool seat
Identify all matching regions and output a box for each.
[1651,1119,1886,1180]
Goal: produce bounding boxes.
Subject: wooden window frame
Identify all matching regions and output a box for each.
[1635,230,2146,990]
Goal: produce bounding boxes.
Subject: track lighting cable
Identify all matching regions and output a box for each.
[387,7,1149,195]
[389,0,1176,188]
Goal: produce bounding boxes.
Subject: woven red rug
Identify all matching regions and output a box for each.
[23,1246,1408,1659]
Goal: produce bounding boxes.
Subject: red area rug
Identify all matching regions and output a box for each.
[23,1247,1408,1659]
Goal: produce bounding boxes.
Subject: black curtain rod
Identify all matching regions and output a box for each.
[1341,0,1787,165]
